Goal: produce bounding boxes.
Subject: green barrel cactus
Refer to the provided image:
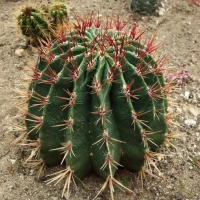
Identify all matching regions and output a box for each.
[130,0,159,14]
[13,15,174,199]
[49,3,69,25]
[17,6,51,40]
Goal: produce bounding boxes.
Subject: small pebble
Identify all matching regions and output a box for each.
[191,56,197,64]
[10,159,16,165]
[166,185,172,189]
[15,48,24,57]
[0,13,6,20]
[158,8,165,16]
[50,197,58,200]
[18,42,29,49]
[185,119,197,126]
[176,107,182,113]
[189,107,200,117]
[29,169,34,176]
[184,91,190,99]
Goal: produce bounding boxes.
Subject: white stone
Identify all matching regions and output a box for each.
[189,107,200,117]
[176,107,182,113]
[184,91,190,99]
[29,169,34,176]
[158,8,165,16]
[50,197,58,200]
[184,119,197,126]
[160,2,165,7]
[15,48,24,57]
[166,185,172,189]
[10,159,16,165]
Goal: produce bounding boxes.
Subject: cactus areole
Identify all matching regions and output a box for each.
[20,15,171,199]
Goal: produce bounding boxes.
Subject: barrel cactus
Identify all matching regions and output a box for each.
[17,6,51,40]
[130,0,159,14]
[13,15,175,199]
[49,3,69,25]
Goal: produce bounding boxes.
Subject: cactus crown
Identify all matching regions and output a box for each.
[20,7,35,18]
[13,14,174,199]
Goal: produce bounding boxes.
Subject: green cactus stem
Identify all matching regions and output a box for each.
[13,15,175,199]
[17,6,51,40]
[50,3,69,25]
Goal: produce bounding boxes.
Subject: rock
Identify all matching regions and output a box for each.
[158,8,165,16]
[184,91,190,99]
[18,42,29,49]
[191,56,197,64]
[15,48,24,57]
[176,107,182,113]
[160,2,165,7]
[29,169,34,176]
[50,197,58,200]
[0,13,6,20]
[10,159,16,165]
[189,107,200,117]
[196,132,200,141]
[184,119,197,126]
[189,92,194,98]
[166,185,172,189]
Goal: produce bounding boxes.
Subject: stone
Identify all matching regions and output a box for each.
[18,42,29,49]
[189,107,200,117]
[15,48,24,57]
[0,13,6,20]
[10,159,16,165]
[184,119,197,126]
[50,197,58,200]
[176,107,182,113]
[158,8,165,16]
[184,91,190,99]
[191,56,197,64]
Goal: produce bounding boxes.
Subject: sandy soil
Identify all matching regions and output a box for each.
[0,0,200,199]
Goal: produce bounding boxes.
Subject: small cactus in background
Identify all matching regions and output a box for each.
[13,14,177,199]
[130,0,159,14]
[17,6,51,40]
[50,3,69,25]
[17,3,69,43]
